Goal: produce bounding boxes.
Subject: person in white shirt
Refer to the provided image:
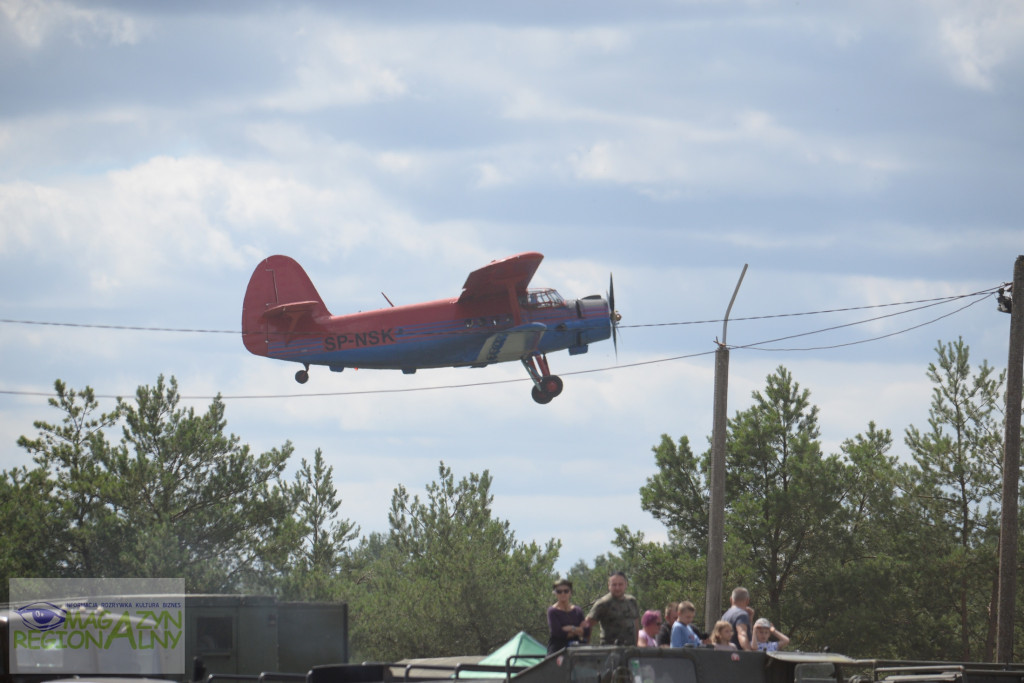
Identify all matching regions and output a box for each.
[754,618,790,651]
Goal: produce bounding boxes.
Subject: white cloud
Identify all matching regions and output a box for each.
[0,151,460,300]
[475,162,509,188]
[563,107,907,196]
[375,151,422,175]
[0,182,67,253]
[937,1,1024,90]
[1,0,144,47]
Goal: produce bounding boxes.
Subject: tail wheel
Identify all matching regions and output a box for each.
[295,369,309,384]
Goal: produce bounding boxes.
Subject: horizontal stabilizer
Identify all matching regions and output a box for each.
[263,300,321,319]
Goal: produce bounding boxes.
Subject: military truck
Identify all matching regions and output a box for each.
[307,646,1024,683]
[224,645,1024,683]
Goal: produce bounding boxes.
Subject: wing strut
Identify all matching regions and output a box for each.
[506,282,522,325]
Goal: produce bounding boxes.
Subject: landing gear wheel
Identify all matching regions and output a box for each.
[295,369,309,384]
[540,375,563,397]
[532,385,554,404]
[522,357,561,404]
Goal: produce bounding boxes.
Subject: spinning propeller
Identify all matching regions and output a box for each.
[608,273,622,358]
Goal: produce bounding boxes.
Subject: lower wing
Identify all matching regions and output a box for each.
[473,323,546,364]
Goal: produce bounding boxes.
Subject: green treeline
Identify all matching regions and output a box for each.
[1,338,1021,662]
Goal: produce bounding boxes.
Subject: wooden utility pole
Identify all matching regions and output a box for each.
[997,255,1024,663]
[705,264,747,632]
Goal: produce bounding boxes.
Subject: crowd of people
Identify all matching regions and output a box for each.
[546,573,790,655]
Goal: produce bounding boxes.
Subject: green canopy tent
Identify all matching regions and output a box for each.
[458,631,546,678]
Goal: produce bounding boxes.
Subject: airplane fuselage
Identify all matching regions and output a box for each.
[258,291,611,372]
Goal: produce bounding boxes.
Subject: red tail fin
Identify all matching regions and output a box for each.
[242,255,331,357]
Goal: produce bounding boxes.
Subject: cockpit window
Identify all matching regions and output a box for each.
[521,288,565,309]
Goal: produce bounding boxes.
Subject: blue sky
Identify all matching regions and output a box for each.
[1,0,1022,572]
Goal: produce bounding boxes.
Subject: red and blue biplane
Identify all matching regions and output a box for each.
[241,252,620,403]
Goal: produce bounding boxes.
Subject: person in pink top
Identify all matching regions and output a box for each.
[637,610,662,647]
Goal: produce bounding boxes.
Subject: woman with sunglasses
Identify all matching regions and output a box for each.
[547,579,590,653]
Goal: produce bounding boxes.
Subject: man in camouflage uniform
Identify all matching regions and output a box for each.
[584,571,640,645]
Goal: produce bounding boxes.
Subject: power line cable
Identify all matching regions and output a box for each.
[624,285,1003,329]
[736,292,991,353]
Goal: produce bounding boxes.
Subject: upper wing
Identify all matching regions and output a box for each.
[457,252,543,303]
